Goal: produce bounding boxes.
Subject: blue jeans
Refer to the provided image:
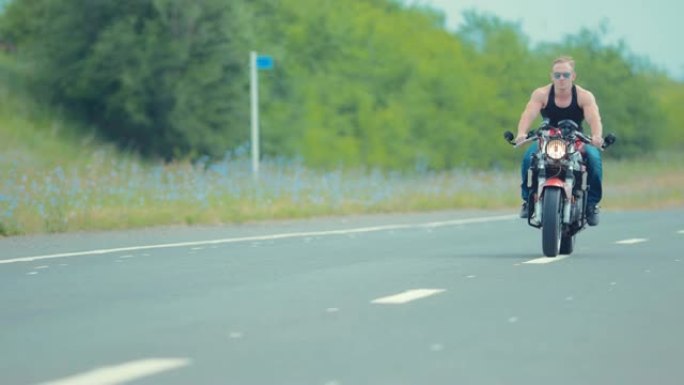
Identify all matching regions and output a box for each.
[520,142,603,207]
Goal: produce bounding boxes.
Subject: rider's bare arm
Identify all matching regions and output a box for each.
[516,87,547,142]
[578,87,604,147]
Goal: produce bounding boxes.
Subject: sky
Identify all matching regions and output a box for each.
[412,0,683,80]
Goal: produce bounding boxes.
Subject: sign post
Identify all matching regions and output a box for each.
[250,51,274,179]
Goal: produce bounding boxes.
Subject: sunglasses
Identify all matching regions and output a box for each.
[553,72,572,80]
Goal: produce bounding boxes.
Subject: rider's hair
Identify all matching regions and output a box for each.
[552,56,575,70]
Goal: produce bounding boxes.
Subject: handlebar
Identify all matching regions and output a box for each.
[503,129,617,150]
[504,130,537,147]
[502,130,537,147]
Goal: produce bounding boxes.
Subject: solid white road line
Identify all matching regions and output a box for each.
[1,214,517,265]
[523,255,570,264]
[678,230,684,234]
[615,238,648,245]
[371,289,445,304]
[37,358,190,385]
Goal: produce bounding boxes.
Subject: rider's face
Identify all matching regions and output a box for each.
[551,63,575,90]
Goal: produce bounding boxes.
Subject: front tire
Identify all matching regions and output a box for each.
[542,188,562,257]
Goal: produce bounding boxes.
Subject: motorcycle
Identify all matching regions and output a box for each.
[504,119,616,257]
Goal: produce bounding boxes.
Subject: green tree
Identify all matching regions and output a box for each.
[653,76,684,151]
[250,0,497,170]
[2,0,251,160]
[457,11,549,167]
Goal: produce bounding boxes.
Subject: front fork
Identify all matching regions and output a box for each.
[527,161,543,227]
[527,159,586,227]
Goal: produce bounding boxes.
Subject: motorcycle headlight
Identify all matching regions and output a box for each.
[546,139,567,160]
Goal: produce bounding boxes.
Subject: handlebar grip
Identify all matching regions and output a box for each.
[602,133,617,149]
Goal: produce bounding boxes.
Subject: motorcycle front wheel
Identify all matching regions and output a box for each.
[542,188,562,257]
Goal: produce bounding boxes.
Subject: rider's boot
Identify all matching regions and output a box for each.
[587,205,600,226]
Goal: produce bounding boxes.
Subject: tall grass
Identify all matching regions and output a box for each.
[0,151,523,235]
[604,152,684,208]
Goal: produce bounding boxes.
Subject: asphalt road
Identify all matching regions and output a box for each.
[1,209,683,385]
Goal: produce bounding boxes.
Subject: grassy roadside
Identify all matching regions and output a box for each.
[0,154,519,235]
[1,54,683,236]
[604,153,684,209]
[2,148,682,236]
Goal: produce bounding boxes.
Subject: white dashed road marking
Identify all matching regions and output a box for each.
[430,343,444,352]
[615,238,648,245]
[523,255,570,264]
[371,289,445,304]
[36,358,190,385]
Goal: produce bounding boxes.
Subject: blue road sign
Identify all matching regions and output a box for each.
[257,55,274,70]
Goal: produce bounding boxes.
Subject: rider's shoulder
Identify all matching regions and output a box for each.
[575,85,597,105]
[531,84,551,100]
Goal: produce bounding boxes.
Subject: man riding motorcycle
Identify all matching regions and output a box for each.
[515,56,604,226]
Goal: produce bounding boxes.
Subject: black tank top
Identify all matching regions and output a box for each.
[541,85,584,130]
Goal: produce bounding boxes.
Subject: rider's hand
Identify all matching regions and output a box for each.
[591,135,604,148]
[515,134,527,146]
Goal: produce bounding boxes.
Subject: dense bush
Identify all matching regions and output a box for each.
[1,0,250,160]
